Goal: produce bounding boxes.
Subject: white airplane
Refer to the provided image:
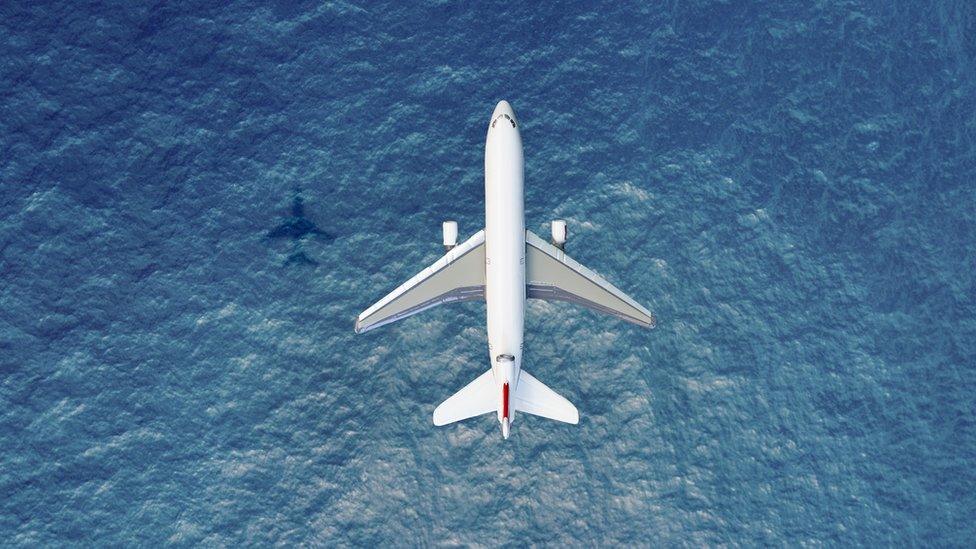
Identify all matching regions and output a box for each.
[355,101,655,439]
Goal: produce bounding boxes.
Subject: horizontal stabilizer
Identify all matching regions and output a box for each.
[514,370,579,424]
[433,369,496,426]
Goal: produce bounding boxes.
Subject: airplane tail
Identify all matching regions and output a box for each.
[432,369,579,427]
[433,369,495,426]
[514,370,579,424]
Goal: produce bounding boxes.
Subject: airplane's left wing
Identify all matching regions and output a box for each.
[355,230,486,333]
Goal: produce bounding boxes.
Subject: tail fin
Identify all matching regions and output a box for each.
[433,369,496,426]
[514,371,579,424]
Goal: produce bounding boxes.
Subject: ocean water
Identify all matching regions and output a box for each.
[2,1,974,545]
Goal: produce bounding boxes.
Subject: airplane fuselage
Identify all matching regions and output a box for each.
[484,101,524,438]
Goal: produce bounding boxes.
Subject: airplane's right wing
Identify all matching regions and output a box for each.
[355,230,486,333]
[524,230,655,328]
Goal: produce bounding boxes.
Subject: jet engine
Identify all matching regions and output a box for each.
[443,220,458,251]
[551,219,567,250]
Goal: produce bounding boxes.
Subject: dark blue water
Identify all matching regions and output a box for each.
[2,1,974,545]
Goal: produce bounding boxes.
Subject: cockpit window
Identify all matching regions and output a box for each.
[491,113,517,129]
[495,353,515,362]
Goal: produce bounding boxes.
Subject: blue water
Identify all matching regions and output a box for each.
[2,1,974,545]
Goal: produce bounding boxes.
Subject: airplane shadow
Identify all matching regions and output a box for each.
[268,188,335,267]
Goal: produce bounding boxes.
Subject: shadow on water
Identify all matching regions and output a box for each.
[268,187,335,266]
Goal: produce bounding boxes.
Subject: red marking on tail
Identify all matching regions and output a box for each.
[502,383,510,419]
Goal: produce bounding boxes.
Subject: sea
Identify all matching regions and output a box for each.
[1,1,974,545]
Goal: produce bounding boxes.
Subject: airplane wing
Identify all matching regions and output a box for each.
[524,230,655,328]
[355,230,486,333]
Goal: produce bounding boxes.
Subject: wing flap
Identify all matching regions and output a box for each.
[355,230,486,333]
[524,230,655,328]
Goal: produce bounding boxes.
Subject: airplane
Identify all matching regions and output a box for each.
[268,188,334,265]
[355,101,655,439]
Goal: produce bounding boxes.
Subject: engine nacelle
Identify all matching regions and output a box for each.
[551,219,567,250]
[442,220,458,251]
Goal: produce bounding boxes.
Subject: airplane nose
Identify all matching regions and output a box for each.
[493,100,514,117]
[501,417,510,439]
[490,100,518,130]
